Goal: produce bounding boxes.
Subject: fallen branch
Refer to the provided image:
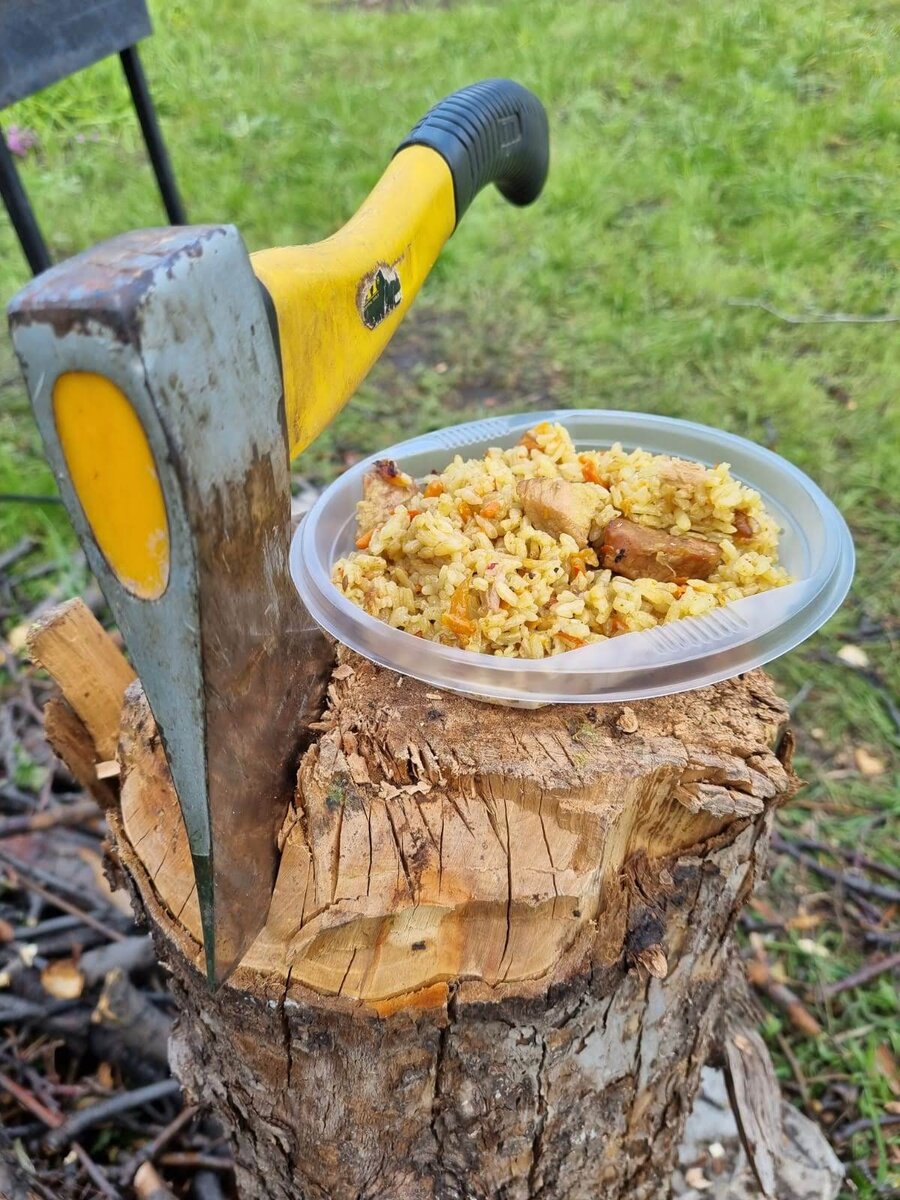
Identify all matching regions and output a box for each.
[0,849,127,942]
[0,537,37,574]
[156,1152,233,1173]
[832,1112,900,1142]
[133,1162,177,1200]
[79,936,155,987]
[44,1078,181,1151]
[91,968,172,1070]
[745,958,823,1037]
[784,835,900,886]
[0,798,101,838]
[120,1104,199,1182]
[71,1142,121,1199]
[728,298,899,325]
[0,1070,63,1128]
[772,833,900,905]
[821,951,900,998]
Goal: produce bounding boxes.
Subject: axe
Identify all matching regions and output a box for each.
[7,80,549,987]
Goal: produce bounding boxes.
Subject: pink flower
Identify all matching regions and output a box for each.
[5,125,39,159]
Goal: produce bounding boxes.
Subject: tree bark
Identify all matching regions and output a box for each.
[33,601,798,1200]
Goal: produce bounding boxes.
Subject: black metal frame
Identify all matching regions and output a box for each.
[1,44,186,277]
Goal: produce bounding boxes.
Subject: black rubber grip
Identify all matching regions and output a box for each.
[395,79,549,225]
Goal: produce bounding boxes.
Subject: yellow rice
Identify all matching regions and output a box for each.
[332,422,789,659]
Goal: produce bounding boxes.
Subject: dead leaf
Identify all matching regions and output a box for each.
[786,910,823,931]
[684,1166,713,1190]
[41,959,85,1000]
[796,937,830,959]
[769,960,788,985]
[875,1044,900,1097]
[836,644,870,669]
[886,1101,900,1115]
[636,944,668,979]
[854,747,886,778]
[96,1062,115,1090]
[749,897,781,924]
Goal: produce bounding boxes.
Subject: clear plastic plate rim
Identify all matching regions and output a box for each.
[292,410,854,702]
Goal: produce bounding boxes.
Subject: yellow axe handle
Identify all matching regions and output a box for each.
[253,145,454,459]
[253,78,550,459]
[44,81,549,603]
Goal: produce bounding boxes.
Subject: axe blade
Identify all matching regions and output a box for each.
[8,226,332,986]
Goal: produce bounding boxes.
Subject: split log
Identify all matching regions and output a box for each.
[31,601,799,1200]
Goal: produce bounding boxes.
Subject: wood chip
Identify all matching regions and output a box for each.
[617,706,640,734]
[96,760,121,780]
[331,664,355,680]
[26,598,136,761]
[346,753,372,785]
[636,944,668,979]
[854,746,886,777]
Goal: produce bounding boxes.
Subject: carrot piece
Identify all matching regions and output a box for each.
[442,613,476,639]
[579,455,608,487]
[479,500,501,520]
[355,530,373,550]
[458,501,474,522]
[406,509,421,519]
[424,479,444,498]
[449,580,470,616]
[521,433,541,453]
[558,631,586,648]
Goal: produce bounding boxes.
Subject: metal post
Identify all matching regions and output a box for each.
[0,123,51,275]
[119,45,186,225]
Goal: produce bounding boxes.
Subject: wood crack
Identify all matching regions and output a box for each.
[528,1029,550,1198]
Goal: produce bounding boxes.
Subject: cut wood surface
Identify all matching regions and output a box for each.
[114,654,794,1013]
[42,696,117,807]
[27,597,135,761]
[36,601,800,1200]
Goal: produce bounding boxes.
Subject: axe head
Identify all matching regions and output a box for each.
[8,226,332,986]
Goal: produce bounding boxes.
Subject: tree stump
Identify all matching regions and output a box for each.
[31,600,798,1200]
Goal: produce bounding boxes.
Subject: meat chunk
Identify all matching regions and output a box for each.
[516,479,599,548]
[597,517,721,582]
[356,459,416,537]
[658,457,709,487]
[732,509,756,540]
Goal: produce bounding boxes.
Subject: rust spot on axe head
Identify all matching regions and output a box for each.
[7,226,230,344]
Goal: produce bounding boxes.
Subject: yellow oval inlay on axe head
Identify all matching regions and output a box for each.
[53,372,170,600]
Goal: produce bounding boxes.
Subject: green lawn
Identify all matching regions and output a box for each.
[1,0,897,1192]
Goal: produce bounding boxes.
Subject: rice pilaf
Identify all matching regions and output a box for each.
[331,422,789,658]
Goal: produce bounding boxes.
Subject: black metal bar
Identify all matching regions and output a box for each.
[119,44,186,225]
[0,123,51,274]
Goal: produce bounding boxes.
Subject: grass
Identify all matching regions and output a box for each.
[1,0,898,1192]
